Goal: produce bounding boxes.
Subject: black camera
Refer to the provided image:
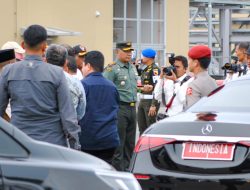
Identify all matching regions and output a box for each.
[221,63,239,73]
[166,53,175,65]
[162,65,176,76]
[221,63,247,74]
[163,53,176,76]
[221,56,240,73]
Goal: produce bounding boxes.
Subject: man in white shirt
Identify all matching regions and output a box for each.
[154,55,193,117]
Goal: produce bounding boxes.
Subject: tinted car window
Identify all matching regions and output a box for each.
[189,80,250,112]
[0,128,28,158]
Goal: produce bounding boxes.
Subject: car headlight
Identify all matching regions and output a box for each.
[95,170,141,190]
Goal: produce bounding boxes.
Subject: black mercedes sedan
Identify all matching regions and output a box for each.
[130,75,250,190]
[0,118,141,190]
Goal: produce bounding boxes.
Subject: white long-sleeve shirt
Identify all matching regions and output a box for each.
[154,74,193,117]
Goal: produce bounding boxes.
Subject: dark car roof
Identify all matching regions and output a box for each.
[0,118,111,170]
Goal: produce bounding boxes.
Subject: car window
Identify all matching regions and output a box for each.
[0,128,28,158]
[190,80,250,112]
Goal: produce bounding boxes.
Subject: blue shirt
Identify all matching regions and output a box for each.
[79,72,120,150]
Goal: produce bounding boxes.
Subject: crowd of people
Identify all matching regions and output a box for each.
[0,24,250,171]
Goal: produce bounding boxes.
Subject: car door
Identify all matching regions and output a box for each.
[0,164,3,190]
[0,128,45,190]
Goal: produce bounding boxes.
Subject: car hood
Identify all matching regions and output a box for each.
[147,112,250,138]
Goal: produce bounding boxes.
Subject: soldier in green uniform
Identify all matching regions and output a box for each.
[137,48,160,134]
[103,42,138,171]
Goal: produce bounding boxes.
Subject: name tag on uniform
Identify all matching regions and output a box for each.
[153,76,159,84]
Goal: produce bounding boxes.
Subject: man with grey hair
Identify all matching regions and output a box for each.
[46,44,86,120]
[0,25,80,149]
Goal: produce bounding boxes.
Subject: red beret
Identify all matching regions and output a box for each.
[188,45,211,59]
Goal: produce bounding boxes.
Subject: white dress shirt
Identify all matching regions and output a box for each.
[76,69,84,80]
[154,74,193,117]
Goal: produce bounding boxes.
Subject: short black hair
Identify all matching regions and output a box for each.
[23,25,47,48]
[46,44,68,67]
[237,42,249,51]
[67,56,77,73]
[84,51,104,72]
[61,44,75,56]
[174,55,188,69]
[198,57,211,69]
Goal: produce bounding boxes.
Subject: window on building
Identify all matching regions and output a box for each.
[113,0,166,66]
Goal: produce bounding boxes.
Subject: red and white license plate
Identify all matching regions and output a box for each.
[182,142,235,161]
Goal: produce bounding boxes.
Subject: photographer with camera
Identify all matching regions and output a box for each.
[137,48,160,134]
[154,55,192,119]
[224,42,249,83]
[185,45,217,109]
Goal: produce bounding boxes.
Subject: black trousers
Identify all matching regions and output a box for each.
[82,147,116,164]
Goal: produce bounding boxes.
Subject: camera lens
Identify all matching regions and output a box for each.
[163,65,177,76]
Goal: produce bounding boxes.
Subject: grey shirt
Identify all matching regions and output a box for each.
[185,71,217,109]
[0,55,80,148]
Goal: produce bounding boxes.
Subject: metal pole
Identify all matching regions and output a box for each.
[137,0,141,53]
[208,0,212,49]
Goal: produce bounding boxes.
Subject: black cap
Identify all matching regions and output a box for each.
[73,45,87,57]
[0,49,15,64]
[116,42,134,51]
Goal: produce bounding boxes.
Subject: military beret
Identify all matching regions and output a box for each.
[142,48,156,58]
[116,42,134,51]
[188,45,211,59]
[0,49,15,64]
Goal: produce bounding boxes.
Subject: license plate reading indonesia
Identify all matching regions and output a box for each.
[182,142,235,160]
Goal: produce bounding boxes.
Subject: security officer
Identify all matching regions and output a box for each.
[103,42,138,171]
[137,48,160,134]
[185,45,217,109]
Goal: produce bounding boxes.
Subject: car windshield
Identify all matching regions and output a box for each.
[188,80,250,112]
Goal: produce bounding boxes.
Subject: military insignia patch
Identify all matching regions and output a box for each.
[153,69,159,76]
[106,67,112,72]
[186,87,192,95]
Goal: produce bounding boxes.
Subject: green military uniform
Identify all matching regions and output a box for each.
[103,57,138,171]
[137,63,160,134]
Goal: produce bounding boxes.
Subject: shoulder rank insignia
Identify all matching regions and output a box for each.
[105,62,116,72]
[108,62,116,66]
[105,67,112,72]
